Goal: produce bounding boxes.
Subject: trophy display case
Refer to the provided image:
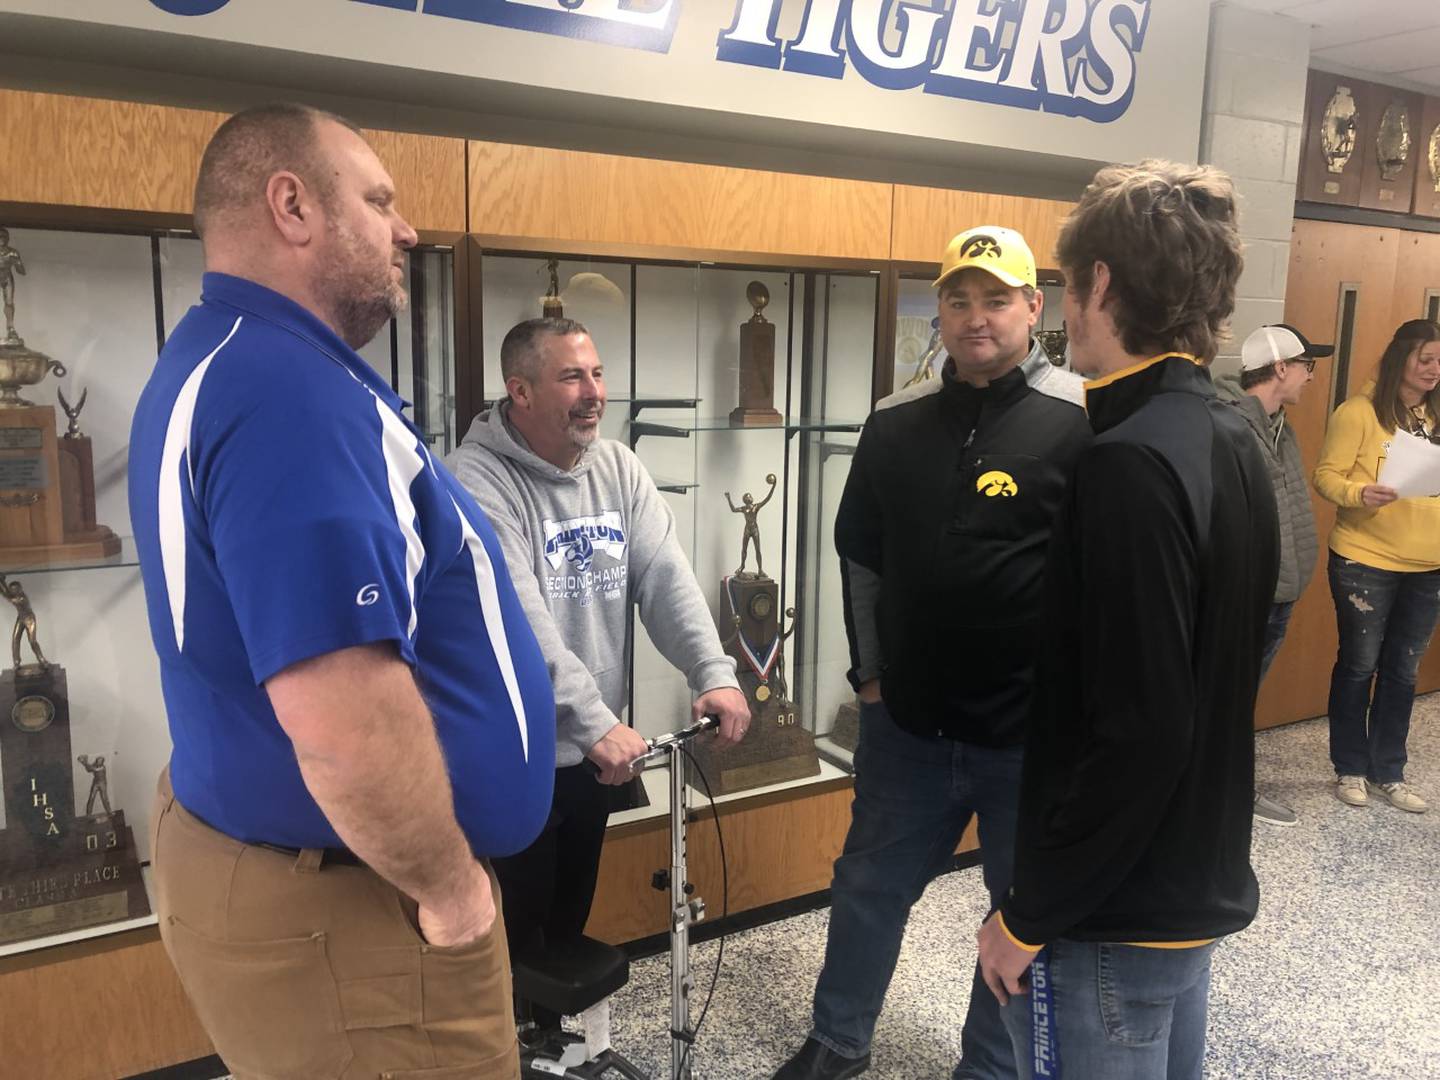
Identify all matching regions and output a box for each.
[0,224,460,955]
[473,246,881,805]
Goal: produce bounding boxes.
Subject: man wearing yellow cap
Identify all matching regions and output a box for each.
[770,227,1091,1080]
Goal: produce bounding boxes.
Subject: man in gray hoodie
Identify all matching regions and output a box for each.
[446,317,748,1033]
[1218,323,1326,827]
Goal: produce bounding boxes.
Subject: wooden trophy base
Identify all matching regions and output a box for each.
[0,525,121,568]
[729,406,784,428]
[684,704,821,796]
[829,700,861,753]
[0,809,151,946]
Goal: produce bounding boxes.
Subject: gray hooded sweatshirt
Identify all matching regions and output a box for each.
[445,403,739,766]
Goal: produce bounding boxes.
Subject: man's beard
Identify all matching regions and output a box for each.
[320,219,408,350]
[567,404,603,450]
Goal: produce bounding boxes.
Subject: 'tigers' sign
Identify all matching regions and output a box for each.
[717,0,1151,122]
[146,0,1152,123]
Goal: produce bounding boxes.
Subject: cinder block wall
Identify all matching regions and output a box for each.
[1201,2,1312,376]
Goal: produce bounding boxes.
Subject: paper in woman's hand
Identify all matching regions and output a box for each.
[1378,430,1440,498]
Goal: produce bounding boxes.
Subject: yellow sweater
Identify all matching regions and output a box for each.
[1314,385,1440,572]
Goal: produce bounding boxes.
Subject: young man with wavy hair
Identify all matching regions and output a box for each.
[976,161,1280,1080]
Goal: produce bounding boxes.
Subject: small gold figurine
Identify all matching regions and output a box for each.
[724,473,777,577]
[0,226,26,347]
[0,573,49,673]
[78,754,112,818]
[58,385,87,439]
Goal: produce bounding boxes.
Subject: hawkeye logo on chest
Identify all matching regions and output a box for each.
[976,470,1018,497]
[543,511,627,573]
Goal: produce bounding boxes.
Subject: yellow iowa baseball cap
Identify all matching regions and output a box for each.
[933,226,1037,290]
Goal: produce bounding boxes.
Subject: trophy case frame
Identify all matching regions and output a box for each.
[0,204,472,968]
[467,236,893,812]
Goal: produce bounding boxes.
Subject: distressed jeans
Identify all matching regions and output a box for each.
[1327,552,1440,783]
[810,699,1022,1080]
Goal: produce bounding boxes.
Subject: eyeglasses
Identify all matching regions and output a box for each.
[1284,357,1316,373]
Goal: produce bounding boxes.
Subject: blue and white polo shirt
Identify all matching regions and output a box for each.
[128,272,555,857]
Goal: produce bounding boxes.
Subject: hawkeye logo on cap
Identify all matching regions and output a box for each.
[976,471,1018,497]
[960,234,1002,261]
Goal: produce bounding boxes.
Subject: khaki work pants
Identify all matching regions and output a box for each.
[150,770,520,1080]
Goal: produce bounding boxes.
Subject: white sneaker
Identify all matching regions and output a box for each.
[1378,781,1428,814]
[1335,775,1368,807]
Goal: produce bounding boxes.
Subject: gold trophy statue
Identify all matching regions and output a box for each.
[0,229,120,567]
[686,473,820,795]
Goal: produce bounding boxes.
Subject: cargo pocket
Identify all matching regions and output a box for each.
[165,915,352,1079]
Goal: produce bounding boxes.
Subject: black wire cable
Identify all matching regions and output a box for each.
[673,744,728,1080]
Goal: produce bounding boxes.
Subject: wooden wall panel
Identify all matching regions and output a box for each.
[0,90,224,217]
[890,184,1075,268]
[467,141,891,261]
[0,90,465,233]
[1259,219,1440,729]
[361,128,467,234]
[0,933,212,1079]
[585,783,978,944]
[1389,231,1440,330]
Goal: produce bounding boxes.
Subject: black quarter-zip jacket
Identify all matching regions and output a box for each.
[834,357,1092,745]
[1001,354,1280,946]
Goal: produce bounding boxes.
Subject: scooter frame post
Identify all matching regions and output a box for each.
[631,717,716,1080]
[668,741,692,1080]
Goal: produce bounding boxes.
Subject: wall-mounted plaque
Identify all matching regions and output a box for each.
[1299,71,1367,206]
[1360,90,1422,211]
[1411,95,1440,219]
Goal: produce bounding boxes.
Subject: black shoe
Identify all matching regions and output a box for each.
[771,1037,870,1079]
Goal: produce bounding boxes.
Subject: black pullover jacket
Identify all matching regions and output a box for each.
[834,356,1091,745]
[1001,354,1280,946]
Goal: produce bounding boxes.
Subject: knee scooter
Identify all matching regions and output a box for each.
[518,716,723,1080]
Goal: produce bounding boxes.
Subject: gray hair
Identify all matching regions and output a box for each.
[500,317,591,381]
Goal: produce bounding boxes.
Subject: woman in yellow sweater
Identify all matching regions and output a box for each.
[1314,318,1440,814]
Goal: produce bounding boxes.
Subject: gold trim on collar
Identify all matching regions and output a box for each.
[1083,352,1203,393]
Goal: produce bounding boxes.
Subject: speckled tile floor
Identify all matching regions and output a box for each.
[599,699,1440,1080]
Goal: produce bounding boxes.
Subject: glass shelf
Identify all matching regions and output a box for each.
[634,416,864,438]
[0,537,140,575]
[652,478,699,495]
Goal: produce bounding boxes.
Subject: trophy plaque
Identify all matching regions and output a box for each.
[1299,73,1365,206]
[1411,95,1440,219]
[686,475,820,795]
[0,577,149,946]
[729,282,783,428]
[0,229,121,568]
[1360,90,1421,211]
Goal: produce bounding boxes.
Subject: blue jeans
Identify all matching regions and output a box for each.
[1327,552,1440,783]
[1259,600,1294,680]
[999,940,1216,1080]
[811,699,1022,1080]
